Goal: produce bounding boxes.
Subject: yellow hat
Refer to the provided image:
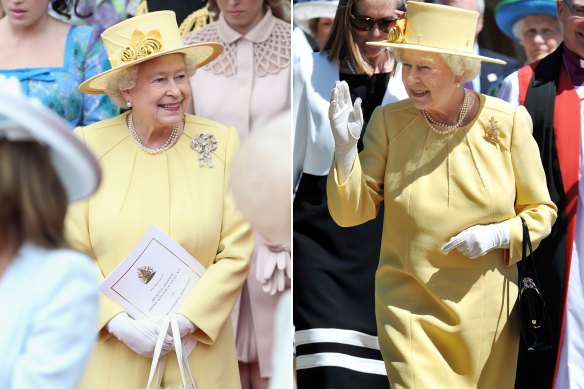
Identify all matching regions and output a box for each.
[368,2,505,65]
[80,11,223,94]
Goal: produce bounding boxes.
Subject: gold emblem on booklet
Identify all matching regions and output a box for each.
[137,265,156,284]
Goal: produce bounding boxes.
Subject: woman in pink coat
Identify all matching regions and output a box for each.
[186,0,291,387]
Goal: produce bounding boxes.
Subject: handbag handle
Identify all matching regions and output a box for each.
[146,314,196,389]
[520,217,539,283]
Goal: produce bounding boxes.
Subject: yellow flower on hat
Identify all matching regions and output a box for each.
[117,29,163,65]
[387,19,406,43]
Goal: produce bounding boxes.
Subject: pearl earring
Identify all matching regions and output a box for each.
[127,101,132,108]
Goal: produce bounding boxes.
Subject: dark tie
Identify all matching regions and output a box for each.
[463,80,474,91]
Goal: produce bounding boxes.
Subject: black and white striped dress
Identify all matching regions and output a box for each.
[293,71,392,389]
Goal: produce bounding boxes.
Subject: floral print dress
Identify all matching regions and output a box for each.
[0,25,118,127]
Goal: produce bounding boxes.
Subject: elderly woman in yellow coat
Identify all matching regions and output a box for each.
[66,11,254,388]
[327,3,557,388]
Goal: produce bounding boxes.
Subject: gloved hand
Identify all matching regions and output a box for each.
[256,243,291,295]
[442,222,510,259]
[107,312,175,357]
[329,80,362,182]
[169,314,197,338]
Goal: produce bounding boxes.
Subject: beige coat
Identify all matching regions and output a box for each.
[327,94,557,388]
[66,112,254,388]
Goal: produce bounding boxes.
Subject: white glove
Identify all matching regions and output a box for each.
[442,222,510,259]
[255,243,291,295]
[168,314,197,338]
[329,80,362,182]
[107,312,175,357]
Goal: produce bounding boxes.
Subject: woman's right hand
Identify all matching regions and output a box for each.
[107,312,175,357]
[329,81,362,181]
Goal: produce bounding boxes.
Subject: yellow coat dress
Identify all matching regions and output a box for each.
[66,112,254,388]
[327,94,557,389]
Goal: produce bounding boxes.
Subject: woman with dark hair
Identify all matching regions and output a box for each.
[293,0,407,387]
[0,0,118,126]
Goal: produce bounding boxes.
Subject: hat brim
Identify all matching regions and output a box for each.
[367,41,506,64]
[79,42,223,94]
[293,1,338,35]
[495,1,558,41]
[0,92,101,202]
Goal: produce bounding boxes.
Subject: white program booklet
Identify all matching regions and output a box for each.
[100,225,206,319]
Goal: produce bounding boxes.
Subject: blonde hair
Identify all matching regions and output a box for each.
[0,141,68,257]
[105,55,197,108]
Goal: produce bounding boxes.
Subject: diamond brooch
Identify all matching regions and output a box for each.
[191,133,218,168]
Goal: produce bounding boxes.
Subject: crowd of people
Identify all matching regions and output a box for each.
[1,0,583,388]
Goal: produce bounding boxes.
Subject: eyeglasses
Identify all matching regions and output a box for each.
[562,0,584,18]
[350,14,398,33]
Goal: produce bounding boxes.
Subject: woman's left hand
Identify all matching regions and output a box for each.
[256,243,291,295]
[442,222,510,259]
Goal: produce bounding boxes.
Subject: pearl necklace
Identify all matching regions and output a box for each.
[422,88,472,135]
[127,112,181,154]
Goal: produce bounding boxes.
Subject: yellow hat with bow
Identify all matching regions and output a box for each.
[368,2,505,64]
[80,11,223,94]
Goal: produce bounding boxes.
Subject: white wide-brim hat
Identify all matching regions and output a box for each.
[80,11,223,94]
[368,2,506,65]
[293,0,339,35]
[0,77,101,202]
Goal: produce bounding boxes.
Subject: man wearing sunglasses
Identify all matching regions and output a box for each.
[498,0,584,388]
[437,0,519,95]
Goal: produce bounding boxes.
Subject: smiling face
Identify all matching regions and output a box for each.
[1,0,49,29]
[122,54,191,132]
[558,0,584,58]
[518,15,562,64]
[400,50,461,116]
[216,0,265,35]
[351,0,398,64]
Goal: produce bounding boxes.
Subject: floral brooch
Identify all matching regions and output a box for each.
[191,133,218,168]
[479,117,501,145]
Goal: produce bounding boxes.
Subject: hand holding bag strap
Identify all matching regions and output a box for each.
[146,316,171,389]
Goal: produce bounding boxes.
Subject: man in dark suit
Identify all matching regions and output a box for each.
[437,0,519,94]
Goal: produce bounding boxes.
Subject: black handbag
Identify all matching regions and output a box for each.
[517,217,553,352]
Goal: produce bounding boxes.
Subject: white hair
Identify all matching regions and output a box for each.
[394,48,481,82]
[511,15,563,40]
[104,54,197,108]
